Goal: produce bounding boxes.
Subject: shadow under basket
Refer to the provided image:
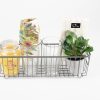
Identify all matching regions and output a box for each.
[0,43,91,78]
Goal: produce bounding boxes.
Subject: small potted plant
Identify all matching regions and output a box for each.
[62,30,93,77]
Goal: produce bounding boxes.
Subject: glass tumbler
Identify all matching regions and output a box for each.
[0,40,20,76]
[42,37,62,76]
[19,18,40,76]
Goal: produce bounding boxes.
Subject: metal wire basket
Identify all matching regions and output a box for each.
[0,42,90,78]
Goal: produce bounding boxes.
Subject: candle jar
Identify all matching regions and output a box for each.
[0,40,20,76]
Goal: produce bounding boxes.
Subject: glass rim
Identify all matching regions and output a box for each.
[41,37,61,45]
[0,40,19,50]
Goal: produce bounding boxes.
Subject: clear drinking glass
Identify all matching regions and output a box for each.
[0,40,20,76]
[42,37,62,76]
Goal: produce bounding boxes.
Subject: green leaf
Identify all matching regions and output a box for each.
[64,50,72,56]
[66,35,73,45]
[65,30,77,38]
[75,36,88,49]
[82,46,93,54]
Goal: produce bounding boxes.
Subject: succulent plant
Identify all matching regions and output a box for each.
[62,30,93,56]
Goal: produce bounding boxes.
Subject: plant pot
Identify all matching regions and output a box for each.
[66,57,84,77]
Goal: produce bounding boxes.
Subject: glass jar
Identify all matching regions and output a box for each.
[19,18,40,76]
[0,40,20,76]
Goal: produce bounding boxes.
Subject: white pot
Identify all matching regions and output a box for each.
[66,58,84,77]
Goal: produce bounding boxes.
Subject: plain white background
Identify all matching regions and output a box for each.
[0,0,99,100]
